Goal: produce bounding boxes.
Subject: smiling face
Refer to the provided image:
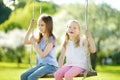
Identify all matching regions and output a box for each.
[66,20,80,39]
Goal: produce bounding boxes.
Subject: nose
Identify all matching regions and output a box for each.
[69,28,73,32]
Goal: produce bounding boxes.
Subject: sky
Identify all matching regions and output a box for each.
[52,0,120,10]
[3,0,120,10]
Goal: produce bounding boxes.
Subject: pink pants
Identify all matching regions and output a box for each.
[54,66,85,80]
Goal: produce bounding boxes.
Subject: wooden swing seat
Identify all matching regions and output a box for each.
[41,71,97,78]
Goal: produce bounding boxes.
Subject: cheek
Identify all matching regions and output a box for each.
[75,30,80,34]
[43,27,46,32]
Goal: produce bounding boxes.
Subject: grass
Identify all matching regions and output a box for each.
[0,62,120,80]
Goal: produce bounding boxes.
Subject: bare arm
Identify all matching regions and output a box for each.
[30,36,54,58]
[85,29,96,53]
[58,47,66,68]
[24,19,35,44]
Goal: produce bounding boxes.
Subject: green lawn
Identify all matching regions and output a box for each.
[0,62,120,80]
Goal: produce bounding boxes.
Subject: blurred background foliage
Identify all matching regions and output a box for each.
[0,0,120,70]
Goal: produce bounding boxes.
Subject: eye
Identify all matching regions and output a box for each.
[41,24,44,27]
[73,27,76,29]
[68,26,71,28]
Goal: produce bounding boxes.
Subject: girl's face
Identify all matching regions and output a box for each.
[67,22,80,38]
[37,20,46,34]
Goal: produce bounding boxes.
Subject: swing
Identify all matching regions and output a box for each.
[41,71,97,78]
[30,0,97,79]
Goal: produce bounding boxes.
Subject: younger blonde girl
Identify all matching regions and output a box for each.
[54,20,96,80]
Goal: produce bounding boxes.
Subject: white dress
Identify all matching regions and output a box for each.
[64,37,87,70]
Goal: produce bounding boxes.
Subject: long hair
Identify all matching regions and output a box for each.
[63,20,80,48]
[37,14,55,44]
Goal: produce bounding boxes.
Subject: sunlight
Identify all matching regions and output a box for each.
[3,0,19,10]
[0,29,25,49]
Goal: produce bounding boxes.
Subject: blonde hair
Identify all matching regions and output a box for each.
[63,20,80,48]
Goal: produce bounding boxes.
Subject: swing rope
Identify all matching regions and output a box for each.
[30,0,36,68]
[39,0,42,15]
[85,0,95,72]
[82,0,89,79]
[30,0,42,68]
[85,0,88,30]
[82,0,97,79]
[32,0,36,19]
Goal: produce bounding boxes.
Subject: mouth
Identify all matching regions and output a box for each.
[69,31,74,34]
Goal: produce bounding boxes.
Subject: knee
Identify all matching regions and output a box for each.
[64,72,73,79]
[54,71,64,79]
[54,71,59,78]
[28,76,31,80]
[28,75,33,80]
[28,74,35,80]
[21,73,26,80]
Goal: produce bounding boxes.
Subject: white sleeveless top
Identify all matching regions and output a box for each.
[64,37,87,70]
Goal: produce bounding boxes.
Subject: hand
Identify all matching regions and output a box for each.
[29,19,35,29]
[85,29,91,38]
[30,35,36,45]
